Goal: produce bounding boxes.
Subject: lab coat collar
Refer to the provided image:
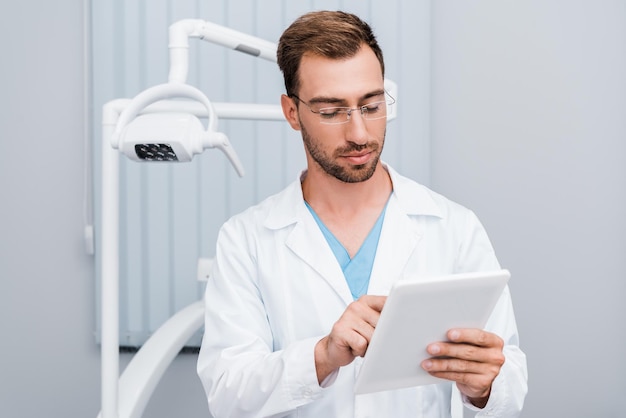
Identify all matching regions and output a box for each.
[264,162,444,230]
[383,163,444,219]
[263,163,444,304]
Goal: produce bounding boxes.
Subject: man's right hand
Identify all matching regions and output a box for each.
[314,295,387,384]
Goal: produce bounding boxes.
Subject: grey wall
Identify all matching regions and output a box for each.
[430,2,626,418]
[0,1,206,417]
[2,1,625,418]
[0,1,101,417]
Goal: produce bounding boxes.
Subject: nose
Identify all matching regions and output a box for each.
[344,109,369,145]
[345,107,364,119]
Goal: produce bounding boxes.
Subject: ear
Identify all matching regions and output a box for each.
[281,94,301,131]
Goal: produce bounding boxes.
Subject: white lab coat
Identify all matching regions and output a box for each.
[197,164,528,418]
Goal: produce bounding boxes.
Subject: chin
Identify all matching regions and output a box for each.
[335,160,379,183]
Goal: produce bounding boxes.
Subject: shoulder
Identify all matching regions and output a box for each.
[222,177,304,233]
[386,163,474,221]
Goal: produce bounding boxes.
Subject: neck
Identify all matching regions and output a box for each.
[302,162,392,215]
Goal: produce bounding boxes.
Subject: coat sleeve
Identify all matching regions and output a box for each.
[196,219,324,418]
[455,210,529,417]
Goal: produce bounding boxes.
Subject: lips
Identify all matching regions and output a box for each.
[337,141,379,165]
[343,151,372,165]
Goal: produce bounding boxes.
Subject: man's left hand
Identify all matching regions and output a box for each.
[421,328,505,408]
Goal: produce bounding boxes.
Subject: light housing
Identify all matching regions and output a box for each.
[111,82,244,176]
[120,113,201,162]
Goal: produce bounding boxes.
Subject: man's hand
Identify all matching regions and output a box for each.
[421,328,505,408]
[314,295,386,384]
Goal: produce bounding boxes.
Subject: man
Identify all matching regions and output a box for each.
[197,10,527,417]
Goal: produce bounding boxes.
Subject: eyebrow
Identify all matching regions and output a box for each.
[308,89,386,106]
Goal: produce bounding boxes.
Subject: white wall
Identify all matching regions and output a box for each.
[430,2,626,417]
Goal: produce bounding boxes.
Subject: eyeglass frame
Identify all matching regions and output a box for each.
[289,91,396,125]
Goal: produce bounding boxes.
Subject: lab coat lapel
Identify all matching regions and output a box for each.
[285,215,355,306]
[367,197,422,296]
[367,163,443,296]
[264,178,354,306]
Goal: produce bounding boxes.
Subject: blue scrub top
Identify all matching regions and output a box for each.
[305,200,389,300]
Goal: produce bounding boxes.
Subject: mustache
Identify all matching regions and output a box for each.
[336,141,379,154]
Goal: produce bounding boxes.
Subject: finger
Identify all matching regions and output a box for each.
[348,295,386,328]
[423,369,495,395]
[422,357,497,375]
[347,332,369,357]
[358,295,387,314]
[350,315,377,348]
[446,328,504,349]
[427,369,494,398]
[327,321,370,360]
[332,298,385,356]
[421,358,500,394]
[330,326,369,358]
[426,341,504,365]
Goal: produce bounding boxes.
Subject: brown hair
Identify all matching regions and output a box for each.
[277,10,385,97]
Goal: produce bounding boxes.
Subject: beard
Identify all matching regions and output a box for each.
[300,121,385,183]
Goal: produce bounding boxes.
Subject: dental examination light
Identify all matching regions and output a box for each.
[111,82,245,175]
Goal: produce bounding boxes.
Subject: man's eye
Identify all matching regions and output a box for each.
[319,108,341,118]
[363,102,383,113]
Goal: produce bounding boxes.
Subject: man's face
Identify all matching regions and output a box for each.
[291,46,388,183]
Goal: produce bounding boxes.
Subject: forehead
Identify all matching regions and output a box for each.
[297,46,384,100]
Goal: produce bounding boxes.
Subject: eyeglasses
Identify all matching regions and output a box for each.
[290,92,396,125]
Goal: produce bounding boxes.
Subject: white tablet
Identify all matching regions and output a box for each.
[354,269,510,395]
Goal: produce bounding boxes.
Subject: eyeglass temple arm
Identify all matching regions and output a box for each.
[384,79,398,121]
